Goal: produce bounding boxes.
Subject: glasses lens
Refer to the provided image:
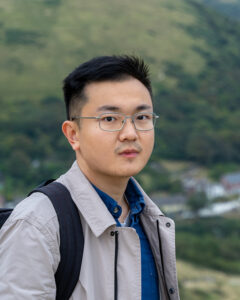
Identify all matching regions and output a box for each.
[99,113,124,131]
[134,113,155,131]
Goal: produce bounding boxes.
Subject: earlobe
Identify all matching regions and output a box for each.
[62,121,80,151]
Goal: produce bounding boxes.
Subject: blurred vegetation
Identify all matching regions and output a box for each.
[0,0,240,199]
[200,0,240,20]
[135,162,183,194]
[0,97,74,196]
[186,192,209,216]
[177,259,240,300]
[1,2,240,299]
[208,163,240,181]
[176,217,240,274]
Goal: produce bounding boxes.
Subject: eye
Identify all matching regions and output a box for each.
[136,113,151,121]
[101,116,117,122]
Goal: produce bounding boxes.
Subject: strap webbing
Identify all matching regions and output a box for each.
[29,181,84,300]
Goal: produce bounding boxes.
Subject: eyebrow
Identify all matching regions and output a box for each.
[97,104,152,112]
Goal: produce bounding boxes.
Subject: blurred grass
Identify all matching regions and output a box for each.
[177,260,240,300]
[0,0,219,102]
[176,217,240,274]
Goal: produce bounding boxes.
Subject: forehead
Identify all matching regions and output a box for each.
[82,78,152,113]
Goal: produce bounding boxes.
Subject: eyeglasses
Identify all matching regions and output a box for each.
[71,112,159,132]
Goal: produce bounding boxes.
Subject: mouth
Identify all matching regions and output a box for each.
[119,149,140,158]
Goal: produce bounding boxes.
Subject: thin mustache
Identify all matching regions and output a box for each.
[115,143,142,154]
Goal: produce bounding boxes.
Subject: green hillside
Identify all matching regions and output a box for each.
[177,260,240,300]
[200,0,240,20]
[0,0,240,197]
[0,0,233,102]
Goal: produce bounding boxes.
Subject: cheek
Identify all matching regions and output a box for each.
[80,130,114,160]
[142,132,155,152]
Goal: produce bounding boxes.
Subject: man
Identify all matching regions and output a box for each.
[0,56,179,299]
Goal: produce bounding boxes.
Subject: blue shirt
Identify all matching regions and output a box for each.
[93,178,160,300]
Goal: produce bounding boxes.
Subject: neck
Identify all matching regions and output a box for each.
[76,161,129,207]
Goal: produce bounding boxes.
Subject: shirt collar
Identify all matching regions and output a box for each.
[125,178,145,216]
[57,161,163,237]
[92,177,145,224]
[92,184,122,219]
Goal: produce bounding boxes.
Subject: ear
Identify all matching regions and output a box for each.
[62,121,80,151]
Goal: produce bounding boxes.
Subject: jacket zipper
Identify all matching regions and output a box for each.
[113,230,119,300]
[157,220,171,300]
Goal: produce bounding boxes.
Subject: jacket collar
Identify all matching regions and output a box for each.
[57,161,164,237]
[57,161,116,237]
[131,178,164,217]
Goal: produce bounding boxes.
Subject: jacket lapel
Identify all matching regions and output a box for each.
[57,161,116,237]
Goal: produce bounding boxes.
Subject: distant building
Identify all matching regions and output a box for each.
[182,177,213,198]
[152,194,187,213]
[206,183,225,199]
[221,172,240,195]
[199,200,240,217]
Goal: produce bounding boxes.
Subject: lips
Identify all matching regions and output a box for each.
[119,149,140,158]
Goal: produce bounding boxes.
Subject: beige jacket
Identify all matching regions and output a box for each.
[0,161,180,300]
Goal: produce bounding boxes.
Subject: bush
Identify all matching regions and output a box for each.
[176,217,240,274]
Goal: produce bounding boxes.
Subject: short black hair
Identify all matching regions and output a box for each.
[63,55,152,120]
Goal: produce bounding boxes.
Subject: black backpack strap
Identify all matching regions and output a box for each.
[28,181,84,300]
[0,208,13,228]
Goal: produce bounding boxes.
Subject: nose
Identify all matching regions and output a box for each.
[118,117,138,141]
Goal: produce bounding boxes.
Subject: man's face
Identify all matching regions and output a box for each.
[74,78,155,181]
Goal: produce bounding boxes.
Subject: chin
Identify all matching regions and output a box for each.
[116,166,144,178]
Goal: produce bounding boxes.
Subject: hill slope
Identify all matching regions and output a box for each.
[0,0,238,102]
[177,260,240,300]
[0,0,240,195]
[199,0,240,20]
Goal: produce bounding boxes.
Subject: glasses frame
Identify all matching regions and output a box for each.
[71,112,159,132]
